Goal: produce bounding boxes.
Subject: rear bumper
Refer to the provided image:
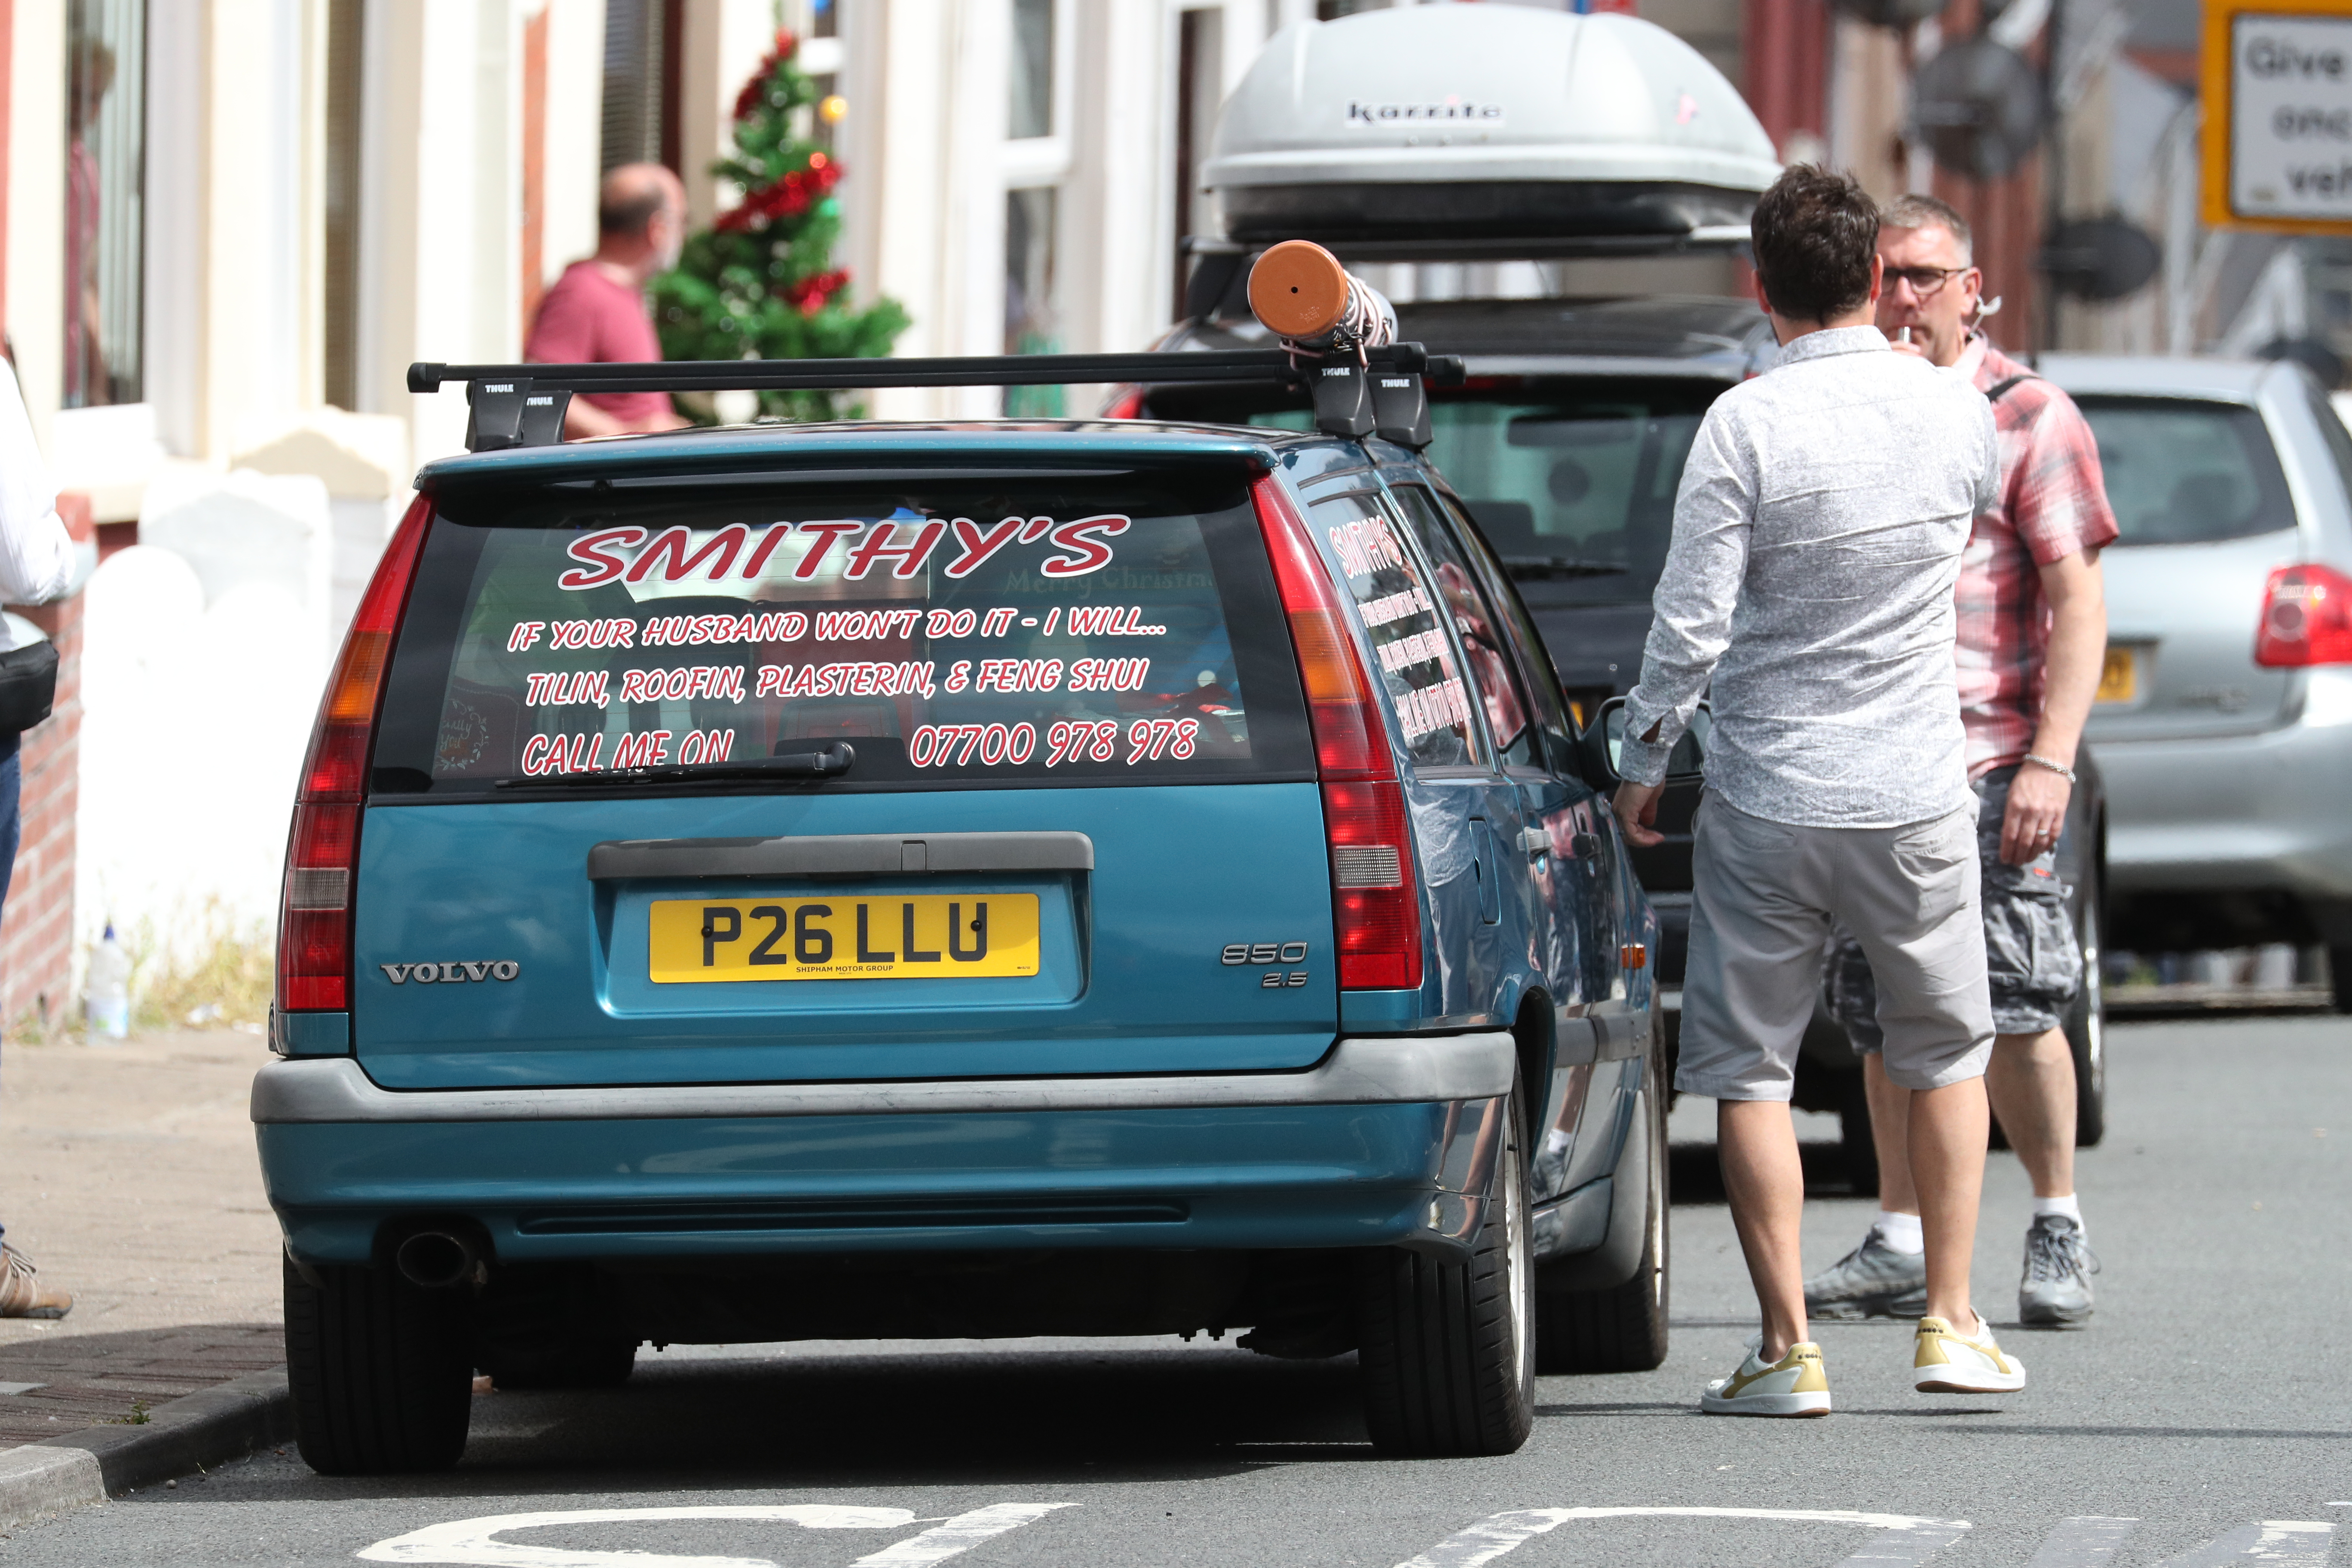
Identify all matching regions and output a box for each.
[2098,676,2352,901]
[254,1034,1513,1267]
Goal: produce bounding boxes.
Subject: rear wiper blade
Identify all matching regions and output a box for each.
[498,742,855,789]
[1504,556,1629,580]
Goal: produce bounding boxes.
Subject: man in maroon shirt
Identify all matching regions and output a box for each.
[526,163,692,439]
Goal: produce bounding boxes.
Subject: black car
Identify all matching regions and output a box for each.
[1135,292,2109,1184]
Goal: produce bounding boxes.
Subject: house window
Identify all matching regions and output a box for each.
[64,0,145,409]
[1004,186,1061,416]
[1009,0,1054,140]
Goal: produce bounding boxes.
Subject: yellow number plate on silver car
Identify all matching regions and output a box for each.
[649,895,1040,983]
[2095,646,2138,705]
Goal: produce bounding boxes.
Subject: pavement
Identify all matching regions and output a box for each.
[0,1011,2337,1565]
[0,1029,283,1340]
[0,1029,291,1531]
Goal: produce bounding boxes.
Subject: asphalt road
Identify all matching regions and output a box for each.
[6,1013,2349,1568]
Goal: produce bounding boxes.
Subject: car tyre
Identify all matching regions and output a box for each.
[2068,894,2108,1147]
[1534,1049,1670,1374]
[1355,1078,1534,1457]
[483,1338,638,1391]
[285,1255,473,1475]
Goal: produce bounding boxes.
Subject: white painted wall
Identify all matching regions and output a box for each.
[358,0,528,467]
[680,0,785,230]
[144,0,205,460]
[78,472,335,969]
[202,0,319,461]
[540,0,609,287]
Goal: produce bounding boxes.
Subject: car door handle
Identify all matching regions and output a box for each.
[1518,826,1550,856]
[586,830,1095,881]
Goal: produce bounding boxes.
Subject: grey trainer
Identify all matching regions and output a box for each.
[2019,1213,2098,1327]
[1802,1229,1928,1321]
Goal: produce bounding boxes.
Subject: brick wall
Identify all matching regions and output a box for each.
[0,493,90,1036]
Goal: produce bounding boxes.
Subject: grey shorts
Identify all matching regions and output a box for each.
[1677,796,1995,1102]
[1825,765,2083,1050]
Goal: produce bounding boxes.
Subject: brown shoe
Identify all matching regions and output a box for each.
[0,1246,71,1318]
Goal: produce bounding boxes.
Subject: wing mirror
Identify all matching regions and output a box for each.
[1575,695,1711,786]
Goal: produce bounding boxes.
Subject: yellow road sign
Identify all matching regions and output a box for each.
[2204,0,2352,234]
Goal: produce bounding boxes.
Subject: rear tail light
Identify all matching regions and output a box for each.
[1253,477,1382,779]
[1323,780,1422,989]
[2255,563,2352,667]
[277,493,432,1012]
[1253,476,1424,990]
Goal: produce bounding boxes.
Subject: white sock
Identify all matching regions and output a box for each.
[1872,1210,1925,1254]
[2033,1194,2084,1232]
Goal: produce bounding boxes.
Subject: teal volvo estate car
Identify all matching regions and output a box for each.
[252,348,1667,1472]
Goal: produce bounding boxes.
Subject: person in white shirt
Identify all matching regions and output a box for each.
[0,358,82,1320]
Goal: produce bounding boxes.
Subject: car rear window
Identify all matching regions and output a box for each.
[370,469,1313,795]
[2073,397,2296,546]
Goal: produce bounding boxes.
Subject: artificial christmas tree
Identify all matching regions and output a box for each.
[653,29,908,422]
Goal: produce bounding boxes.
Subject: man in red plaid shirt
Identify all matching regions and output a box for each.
[1805,194,2119,1329]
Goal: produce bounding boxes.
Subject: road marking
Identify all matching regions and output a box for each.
[1393,1507,1971,1568]
[355,1502,1072,1568]
[1391,1508,1573,1568]
[849,1504,1077,1567]
[2154,1521,2334,1567]
[2024,1517,2139,1566]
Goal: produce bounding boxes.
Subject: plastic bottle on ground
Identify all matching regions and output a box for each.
[85,924,130,1041]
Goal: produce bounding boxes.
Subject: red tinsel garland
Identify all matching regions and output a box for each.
[714,151,840,234]
[785,268,851,316]
[732,29,800,122]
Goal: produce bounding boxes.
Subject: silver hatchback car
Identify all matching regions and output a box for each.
[2040,355,2352,1011]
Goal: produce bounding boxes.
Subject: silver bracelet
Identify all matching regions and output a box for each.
[2023,753,2076,784]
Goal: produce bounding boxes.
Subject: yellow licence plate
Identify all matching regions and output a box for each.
[649,895,1041,983]
[2095,646,2139,705]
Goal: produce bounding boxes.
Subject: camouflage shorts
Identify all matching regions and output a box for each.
[1824,765,2082,1047]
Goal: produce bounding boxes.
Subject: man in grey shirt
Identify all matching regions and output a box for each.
[1612,167,2014,1417]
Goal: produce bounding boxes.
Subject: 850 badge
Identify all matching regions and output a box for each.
[1222,941,1310,989]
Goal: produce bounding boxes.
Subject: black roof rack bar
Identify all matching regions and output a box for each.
[408,343,1458,397]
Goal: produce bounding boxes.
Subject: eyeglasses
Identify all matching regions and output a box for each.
[1885,265,1970,296]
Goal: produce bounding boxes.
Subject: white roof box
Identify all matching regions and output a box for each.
[1203,6,1779,253]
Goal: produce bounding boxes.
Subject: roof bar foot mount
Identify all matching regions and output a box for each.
[1312,362,1376,439]
[1370,368,1433,449]
[463,378,573,453]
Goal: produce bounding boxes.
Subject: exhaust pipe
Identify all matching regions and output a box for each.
[394,1229,481,1289]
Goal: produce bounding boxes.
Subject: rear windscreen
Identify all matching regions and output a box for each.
[371,471,1313,795]
[2073,397,2295,546]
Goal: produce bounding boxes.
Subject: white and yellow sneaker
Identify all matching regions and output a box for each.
[1700,1335,1832,1417]
[1914,1313,2027,1393]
